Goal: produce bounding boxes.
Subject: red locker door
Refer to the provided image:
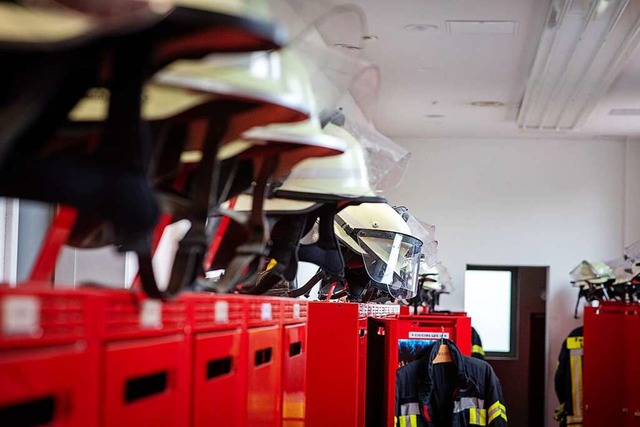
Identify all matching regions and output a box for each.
[102,335,189,427]
[282,324,307,424]
[192,328,246,426]
[0,346,95,426]
[357,319,368,427]
[624,312,640,426]
[583,308,625,426]
[247,325,282,427]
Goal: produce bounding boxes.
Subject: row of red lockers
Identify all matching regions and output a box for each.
[0,285,311,427]
[0,285,415,427]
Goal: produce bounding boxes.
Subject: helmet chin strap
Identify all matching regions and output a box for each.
[298,204,345,276]
[574,289,583,319]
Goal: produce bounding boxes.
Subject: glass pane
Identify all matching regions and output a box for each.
[464,270,513,353]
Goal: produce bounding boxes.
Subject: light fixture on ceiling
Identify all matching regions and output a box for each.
[362,35,379,41]
[404,24,439,32]
[609,108,640,116]
[424,114,445,118]
[446,20,518,35]
[470,101,505,107]
[517,0,640,131]
[333,43,363,51]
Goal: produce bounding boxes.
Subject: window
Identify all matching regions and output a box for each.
[464,266,518,359]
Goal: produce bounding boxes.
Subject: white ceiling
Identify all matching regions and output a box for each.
[332,0,640,139]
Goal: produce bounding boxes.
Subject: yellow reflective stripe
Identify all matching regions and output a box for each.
[409,415,418,427]
[479,409,487,425]
[488,401,500,419]
[567,336,584,349]
[469,408,487,425]
[472,345,485,356]
[569,350,584,419]
[394,416,398,426]
[266,259,277,270]
[488,402,507,424]
[399,416,407,427]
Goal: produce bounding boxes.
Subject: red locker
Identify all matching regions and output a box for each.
[89,289,190,427]
[0,346,93,426]
[306,302,369,427]
[366,312,472,427]
[397,312,472,356]
[624,310,640,426]
[247,325,283,427]
[102,335,188,426]
[0,286,98,426]
[583,304,625,426]
[192,329,246,426]
[183,293,248,427]
[247,297,283,427]
[282,323,307,423]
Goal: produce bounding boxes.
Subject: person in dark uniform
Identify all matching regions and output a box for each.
[471,327,485,360]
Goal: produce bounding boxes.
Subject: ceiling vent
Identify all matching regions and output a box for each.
[609,108,640,116]
[446,21,518,35]
[517,0,640,131]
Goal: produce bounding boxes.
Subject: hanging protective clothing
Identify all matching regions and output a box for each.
[395,339,507,426]
[471,327,485,360]
[554,326,584,427]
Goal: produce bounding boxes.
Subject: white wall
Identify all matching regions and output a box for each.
[387,136,637,426]
[625,138,640,245]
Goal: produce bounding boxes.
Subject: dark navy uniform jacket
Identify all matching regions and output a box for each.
[395,339,507,427]
[554,326,584,427]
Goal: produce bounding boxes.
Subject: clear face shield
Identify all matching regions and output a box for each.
[394,206,439,268]
[607,257,640,285]
[625,239,640,261]
[354,228,422,299]
[342,117,411,195]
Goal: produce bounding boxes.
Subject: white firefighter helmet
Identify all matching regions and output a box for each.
[570,260,614,285]
[334,203,423,298]
[216,118,347,180]
[270,123,379,201]
[218,122,381,204]
[71,48,313,123]
[419,262,442,291]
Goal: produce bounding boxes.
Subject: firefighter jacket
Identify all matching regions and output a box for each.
[471,327,485,360]
[554,326,584,427]
[395,339,507,427]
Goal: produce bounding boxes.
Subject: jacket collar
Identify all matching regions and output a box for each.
[425,339,472,389]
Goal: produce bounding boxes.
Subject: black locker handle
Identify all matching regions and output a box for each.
[289,342,302,357]
[124,371,168,403]
[207,357,233,379]
[359,328,367,337]
[254,348,273,366]
[0,396,56,425]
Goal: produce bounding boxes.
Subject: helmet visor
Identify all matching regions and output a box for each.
[343,118,411,194]
[404,214,438,268]
[607,257,640,285]
[355,229,422,298]
[625,239,640,261]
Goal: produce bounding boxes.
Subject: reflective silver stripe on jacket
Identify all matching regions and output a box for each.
[453,397,485,413]
[400,402,421,416]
